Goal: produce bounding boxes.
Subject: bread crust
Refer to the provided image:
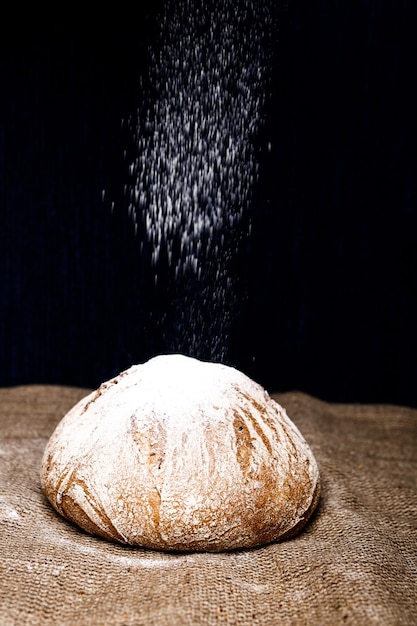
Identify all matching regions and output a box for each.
[41,354,320,551]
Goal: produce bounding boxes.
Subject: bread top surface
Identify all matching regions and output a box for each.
[41,354,320,551]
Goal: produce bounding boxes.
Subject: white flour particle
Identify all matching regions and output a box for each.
[117,0,276,361]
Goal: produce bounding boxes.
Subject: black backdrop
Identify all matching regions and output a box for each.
[1,1,416,407]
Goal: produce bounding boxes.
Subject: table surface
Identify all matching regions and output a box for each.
[0,384,416,625]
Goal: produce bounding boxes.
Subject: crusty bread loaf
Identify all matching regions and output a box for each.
[40,354,320,551]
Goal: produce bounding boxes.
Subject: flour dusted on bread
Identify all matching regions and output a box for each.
[40,354,320,551]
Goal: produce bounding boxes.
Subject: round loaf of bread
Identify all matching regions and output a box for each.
[40,354,320,551]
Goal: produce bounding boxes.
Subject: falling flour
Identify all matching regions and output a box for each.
[119,0,275,361]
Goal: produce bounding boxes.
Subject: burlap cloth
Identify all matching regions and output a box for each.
[0,385,416,625]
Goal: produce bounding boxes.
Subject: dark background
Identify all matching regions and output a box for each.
[1,1,416,407]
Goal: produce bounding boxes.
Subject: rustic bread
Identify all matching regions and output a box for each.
[40,354,320,551]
